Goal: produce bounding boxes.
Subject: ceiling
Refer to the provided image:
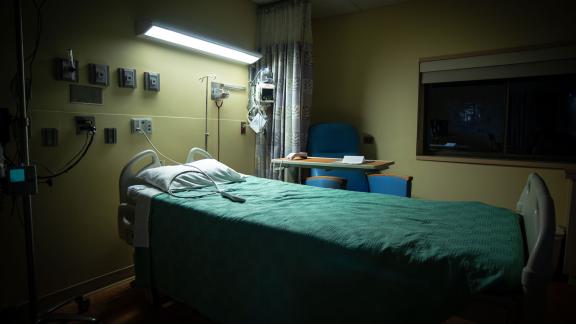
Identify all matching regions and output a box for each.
[252,0,407,18]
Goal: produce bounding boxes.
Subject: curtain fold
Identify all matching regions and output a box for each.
[254,0,313,179]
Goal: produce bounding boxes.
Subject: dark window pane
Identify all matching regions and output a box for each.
[507,74,576,161]
[424,80,507,156]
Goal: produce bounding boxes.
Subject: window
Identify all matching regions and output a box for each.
[418,44,576,166]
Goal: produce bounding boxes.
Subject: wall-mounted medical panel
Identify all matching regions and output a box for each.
[118,68,137,88]
[89,63,110,86]
[144,72,160,91]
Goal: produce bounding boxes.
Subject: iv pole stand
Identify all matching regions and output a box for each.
[199,75,215,151]
[14,0,38,321]
[14,1,97,322]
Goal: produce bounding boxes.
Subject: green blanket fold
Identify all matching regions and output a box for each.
[135,176,524,323]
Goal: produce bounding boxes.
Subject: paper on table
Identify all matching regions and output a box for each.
[341,155,365,164]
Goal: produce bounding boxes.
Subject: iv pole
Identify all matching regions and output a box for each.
[13,1,97,322]
[199,75,216,151]
[14,0,38,321]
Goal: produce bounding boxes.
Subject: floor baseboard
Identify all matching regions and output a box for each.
[1,265,134,322]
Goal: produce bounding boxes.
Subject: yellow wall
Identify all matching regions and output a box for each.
[0,0,256,308]
[312,0,576,225]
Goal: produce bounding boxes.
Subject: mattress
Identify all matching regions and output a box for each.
[134,176,525,323]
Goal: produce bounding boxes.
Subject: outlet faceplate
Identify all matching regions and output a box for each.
[118,68,137,88]
[131,118,152,135]
[89,63,109,86]
[75,116,95,134]
[144,72,160,91]
[55,58,79,82]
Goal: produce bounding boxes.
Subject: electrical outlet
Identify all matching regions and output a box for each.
[75,116,95,134]
[363,135,375,144]
[131,118,152,135]
[144,72,160,91]
[55,58,79,82]
[118,68,136,88]
[88,63,109,86]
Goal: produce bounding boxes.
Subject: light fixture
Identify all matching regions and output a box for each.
[136,20,262,65]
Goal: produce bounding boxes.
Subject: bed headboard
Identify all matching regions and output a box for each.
[516,172,556,295]
[119,150,161,204]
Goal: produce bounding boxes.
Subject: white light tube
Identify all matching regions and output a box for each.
[143,25,261,64]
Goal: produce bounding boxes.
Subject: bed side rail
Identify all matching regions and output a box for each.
[516,172,556,295]
[119,150,161,204]
[185,147,214,163]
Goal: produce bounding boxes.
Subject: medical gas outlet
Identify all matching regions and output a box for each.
[131,118,153,135]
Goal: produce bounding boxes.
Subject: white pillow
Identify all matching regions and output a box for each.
[136,159,246,192]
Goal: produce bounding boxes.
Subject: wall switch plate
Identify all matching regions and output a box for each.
[144,72,160,91]
[74,116,95,134]
[41,128,58,147]
[104,128,117,144]
[88,63,109,86]
[240,122,246,134]
[118,68,136,88]
[131,118,152,135]
[54,58,79,82]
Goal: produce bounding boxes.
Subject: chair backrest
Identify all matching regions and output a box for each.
[516,173,556,295]
[305,176,347,190]
[308,123,369,192]
[308,123,360,156]
[368,174,413,197]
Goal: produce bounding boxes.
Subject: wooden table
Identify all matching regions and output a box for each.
[271,157,394,183]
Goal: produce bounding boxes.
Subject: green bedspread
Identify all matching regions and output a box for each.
[135,176,524,323]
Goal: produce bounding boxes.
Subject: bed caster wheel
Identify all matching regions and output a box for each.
[75,296,91,313]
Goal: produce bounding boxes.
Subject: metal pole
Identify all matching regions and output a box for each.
[204,78,209,151]
[14,0,38,322]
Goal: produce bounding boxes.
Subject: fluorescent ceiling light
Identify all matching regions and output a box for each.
[138,23,261,65]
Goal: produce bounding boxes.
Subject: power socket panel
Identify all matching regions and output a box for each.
[118,68,137,88]
[75,116,95,134]
[144,72,160,91]
[88,63,109,86]
[131,118,152,135]
[55,58,79,82]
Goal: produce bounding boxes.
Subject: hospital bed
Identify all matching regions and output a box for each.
[117,149,555,323]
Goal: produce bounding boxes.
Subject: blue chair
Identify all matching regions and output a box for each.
[307,123,370,192]
[305,176,347,189]
[368,174,413,197]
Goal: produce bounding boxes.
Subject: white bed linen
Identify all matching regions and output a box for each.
[128,185,163,247]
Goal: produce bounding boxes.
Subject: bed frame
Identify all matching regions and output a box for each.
[117,148,213,245]
[117,150,556,322]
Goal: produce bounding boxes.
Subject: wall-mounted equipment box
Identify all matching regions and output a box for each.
[54,58,79,82]
[118,68,137,88]
[144,72,160,91]
[88,63,109,86]
[131,118,152,135]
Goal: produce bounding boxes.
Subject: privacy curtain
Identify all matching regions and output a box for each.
[254,0,313,179]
